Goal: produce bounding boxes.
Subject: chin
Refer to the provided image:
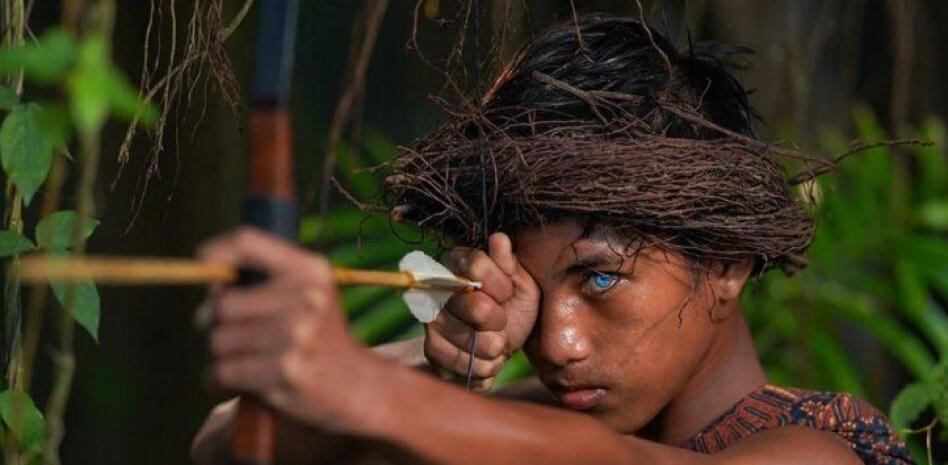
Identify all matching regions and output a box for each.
[594,392,659,435]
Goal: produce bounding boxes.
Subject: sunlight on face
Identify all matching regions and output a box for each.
[513,220,721,434]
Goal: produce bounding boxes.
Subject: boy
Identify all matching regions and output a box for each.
[193,15,912,465]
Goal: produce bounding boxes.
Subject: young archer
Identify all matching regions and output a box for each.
[192,15,913,465]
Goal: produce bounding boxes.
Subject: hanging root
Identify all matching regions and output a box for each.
[377,9,930,275]
[115,0,251,229]
[383,70,926,275]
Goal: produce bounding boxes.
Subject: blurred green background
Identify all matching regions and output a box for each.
[11,0,948,463]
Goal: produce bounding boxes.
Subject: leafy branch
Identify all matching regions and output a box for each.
[0,1,157,463]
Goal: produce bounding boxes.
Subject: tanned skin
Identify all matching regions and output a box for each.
[191,223,863,465]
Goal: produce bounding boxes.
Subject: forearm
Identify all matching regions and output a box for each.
[192,341,429,465]
[355,360,703,465]
[372,336,427,369]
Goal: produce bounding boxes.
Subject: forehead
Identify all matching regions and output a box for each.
[511,220,628,268]
[511,220,692,287]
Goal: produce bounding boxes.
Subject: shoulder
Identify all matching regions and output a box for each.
[783,388,914,465]
[716,425,865,465]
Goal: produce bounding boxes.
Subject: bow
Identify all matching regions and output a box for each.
[234,1,300,464]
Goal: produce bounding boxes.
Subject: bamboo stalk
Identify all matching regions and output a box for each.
[18,256,476,291]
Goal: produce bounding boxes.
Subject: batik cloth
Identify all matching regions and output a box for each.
[683,384,915,465]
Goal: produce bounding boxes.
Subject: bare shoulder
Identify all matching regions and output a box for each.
[717,426,863,465]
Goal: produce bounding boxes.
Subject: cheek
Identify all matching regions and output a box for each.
[593,279,717,428]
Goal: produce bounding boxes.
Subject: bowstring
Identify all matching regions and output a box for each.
[466,0,487,392]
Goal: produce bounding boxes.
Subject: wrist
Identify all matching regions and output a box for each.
[341,354,405,440]
[320,346,397,436]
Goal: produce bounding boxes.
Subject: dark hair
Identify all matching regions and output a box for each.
[484,14,757,139]
[386,14,814,274]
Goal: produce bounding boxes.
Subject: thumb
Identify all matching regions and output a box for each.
[488,232,516,276]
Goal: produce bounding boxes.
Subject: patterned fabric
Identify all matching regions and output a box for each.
[682,385,915,465]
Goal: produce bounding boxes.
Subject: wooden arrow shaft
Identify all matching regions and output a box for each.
[17,256,473,290]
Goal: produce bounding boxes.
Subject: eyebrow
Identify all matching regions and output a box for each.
[562,251,625,276]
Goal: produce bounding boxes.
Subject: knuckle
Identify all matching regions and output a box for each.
[468,295,494,326]
[467,251,492,278]
[444,247,471,269]
[288,316,312,346]
[467,294,504,330]
[443,292,470,317]
[309,255,332,276]
[209,330,229,356]
[472,378,495,393]
[472,358,501,378]
[483,332,507,358]
[489,356,505,374]
[423,334,452,367]
[232,227,256,247]
[449,347,469,373]
[278,353,301,388]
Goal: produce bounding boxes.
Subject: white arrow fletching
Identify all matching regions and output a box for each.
[399,250,455,281]
[399,251,479,323]
[401,289,453,323]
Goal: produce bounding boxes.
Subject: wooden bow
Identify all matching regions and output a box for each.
[235,1,300,463]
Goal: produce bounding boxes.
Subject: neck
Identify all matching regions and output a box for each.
[652,309,767,446]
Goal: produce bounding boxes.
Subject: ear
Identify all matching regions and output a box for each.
[707,259,754,315]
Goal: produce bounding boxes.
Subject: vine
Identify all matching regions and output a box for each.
[0,1,251,463]
[0,1,155,463]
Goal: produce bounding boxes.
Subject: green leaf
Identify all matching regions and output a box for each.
[805,323,864,395]
[0,230,34,257]
[0,28,77,83]
[364,126,398,165]
[918,200,948,231]
[105,68,157,125]
[67,37,111,135]
[66,35,156,135]
[895,261,948,356]
[51,280,100,342]
[913,118,947,202]
[35,211,99,251]
[36,103,71,151]
[0,85,18,110]
[328,238,415,268]
[341,286,391,316]
[350,295,413,344]
[299,209,390,245]
[890,382,935,431]
[0,389,46,453]
[495,351,534,387]
[0,103,53,204]
[813,284,935,378]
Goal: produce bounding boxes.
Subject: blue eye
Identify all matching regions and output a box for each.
[587,271,618,292]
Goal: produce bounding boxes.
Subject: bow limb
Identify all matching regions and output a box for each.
[233,1,300,464]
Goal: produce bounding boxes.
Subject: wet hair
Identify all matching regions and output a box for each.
[385,14,815,274]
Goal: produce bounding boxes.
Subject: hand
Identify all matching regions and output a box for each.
[199,227,374,432]
[424,232,540,391]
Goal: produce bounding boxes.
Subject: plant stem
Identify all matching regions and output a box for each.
[2,1,27,464]
[20,157,67,391]
[42,130,99,465]
[42,1,113,463]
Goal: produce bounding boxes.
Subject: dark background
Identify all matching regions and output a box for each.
[16,1,948,463]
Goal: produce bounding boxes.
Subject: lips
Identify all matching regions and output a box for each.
[552,386,607,411]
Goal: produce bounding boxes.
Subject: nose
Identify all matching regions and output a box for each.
[527,294,592,368]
